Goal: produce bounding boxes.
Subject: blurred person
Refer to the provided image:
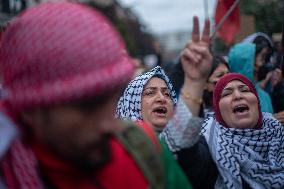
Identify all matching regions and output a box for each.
[118,17,219,189]
[256,42,284,117]
[228,42,274,113]
[178,73,284,189]
[203,55,230,117]
[242,32,274,81]
[0,2,185,188]
[242,32,284,122]
[132,57,147,78]
[242,32,276,92]
[268,68,284,124]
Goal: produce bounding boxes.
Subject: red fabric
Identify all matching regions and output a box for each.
[214,0,240,45]
[213,73,262,128]
[0,2,134,111]
[0,102,43,189]
[0,140,44,189]
[32,138,148,189]
[136,120,161,152]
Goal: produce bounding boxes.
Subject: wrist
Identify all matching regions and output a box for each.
[181,78,206,104]
[181,90,203,105]
[183,76,206,91]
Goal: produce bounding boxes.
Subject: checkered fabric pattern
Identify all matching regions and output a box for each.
[0,2,134,110]
[202,113,284,189]
[117,66,202,152]
[116,66,177,122]
[116,66,177,121]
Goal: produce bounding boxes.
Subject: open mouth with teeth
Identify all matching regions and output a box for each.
[153,107,167,116]
[233,104,249,114]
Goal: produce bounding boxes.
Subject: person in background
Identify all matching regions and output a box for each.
[0,2,189,188]
[265,67,284,124]
[242,32,275,93]
[203,55,230,117]
[228,42,274,113]
[241,32,284,123]
[132,57,147,78]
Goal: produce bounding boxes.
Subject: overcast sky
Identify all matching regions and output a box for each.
[118,0,217,34]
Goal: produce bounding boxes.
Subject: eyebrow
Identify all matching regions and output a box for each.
[215,71,228,75]
[144,87,169,90]
[223,84,249,91]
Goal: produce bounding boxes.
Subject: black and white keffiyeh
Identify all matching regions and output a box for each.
[116,66,202,152]
[116,66,177,121]
[201,112,284,189]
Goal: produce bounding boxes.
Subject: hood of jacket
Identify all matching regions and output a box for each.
[228,43,256,82]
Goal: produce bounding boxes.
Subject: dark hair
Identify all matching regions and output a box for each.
[253,35,275,81]
[208,55,229,81]
[202,55,230,110]
[254,35,273,63]
[167,60,184,95]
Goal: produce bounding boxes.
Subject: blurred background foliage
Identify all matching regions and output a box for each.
[240,0,283,35]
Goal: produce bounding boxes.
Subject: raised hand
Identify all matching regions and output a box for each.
[180,16,212,81]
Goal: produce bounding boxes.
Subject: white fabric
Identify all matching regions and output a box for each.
[202,113,284,189]
[160,96,201,152]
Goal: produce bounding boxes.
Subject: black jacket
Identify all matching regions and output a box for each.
[177,136,253,189]
[176,136,218,189]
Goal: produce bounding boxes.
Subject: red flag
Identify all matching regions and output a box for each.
[214,0,240,45]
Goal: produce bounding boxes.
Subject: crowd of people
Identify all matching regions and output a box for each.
[0,1,283,189]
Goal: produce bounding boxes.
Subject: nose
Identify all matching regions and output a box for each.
[232,89,243,100]
[156,91,166,103]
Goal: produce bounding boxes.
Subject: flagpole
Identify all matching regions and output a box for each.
[210,0,240,40]
[203,0,209,19]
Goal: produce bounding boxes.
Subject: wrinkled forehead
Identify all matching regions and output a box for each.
[124,67,177,105]
[143,76,168,90]
[222,79,247,90]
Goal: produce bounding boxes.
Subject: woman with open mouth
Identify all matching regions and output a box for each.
[117,16,219,189]
[182,73,284,189]
[116,66,177,133]
[116,65,195,189]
